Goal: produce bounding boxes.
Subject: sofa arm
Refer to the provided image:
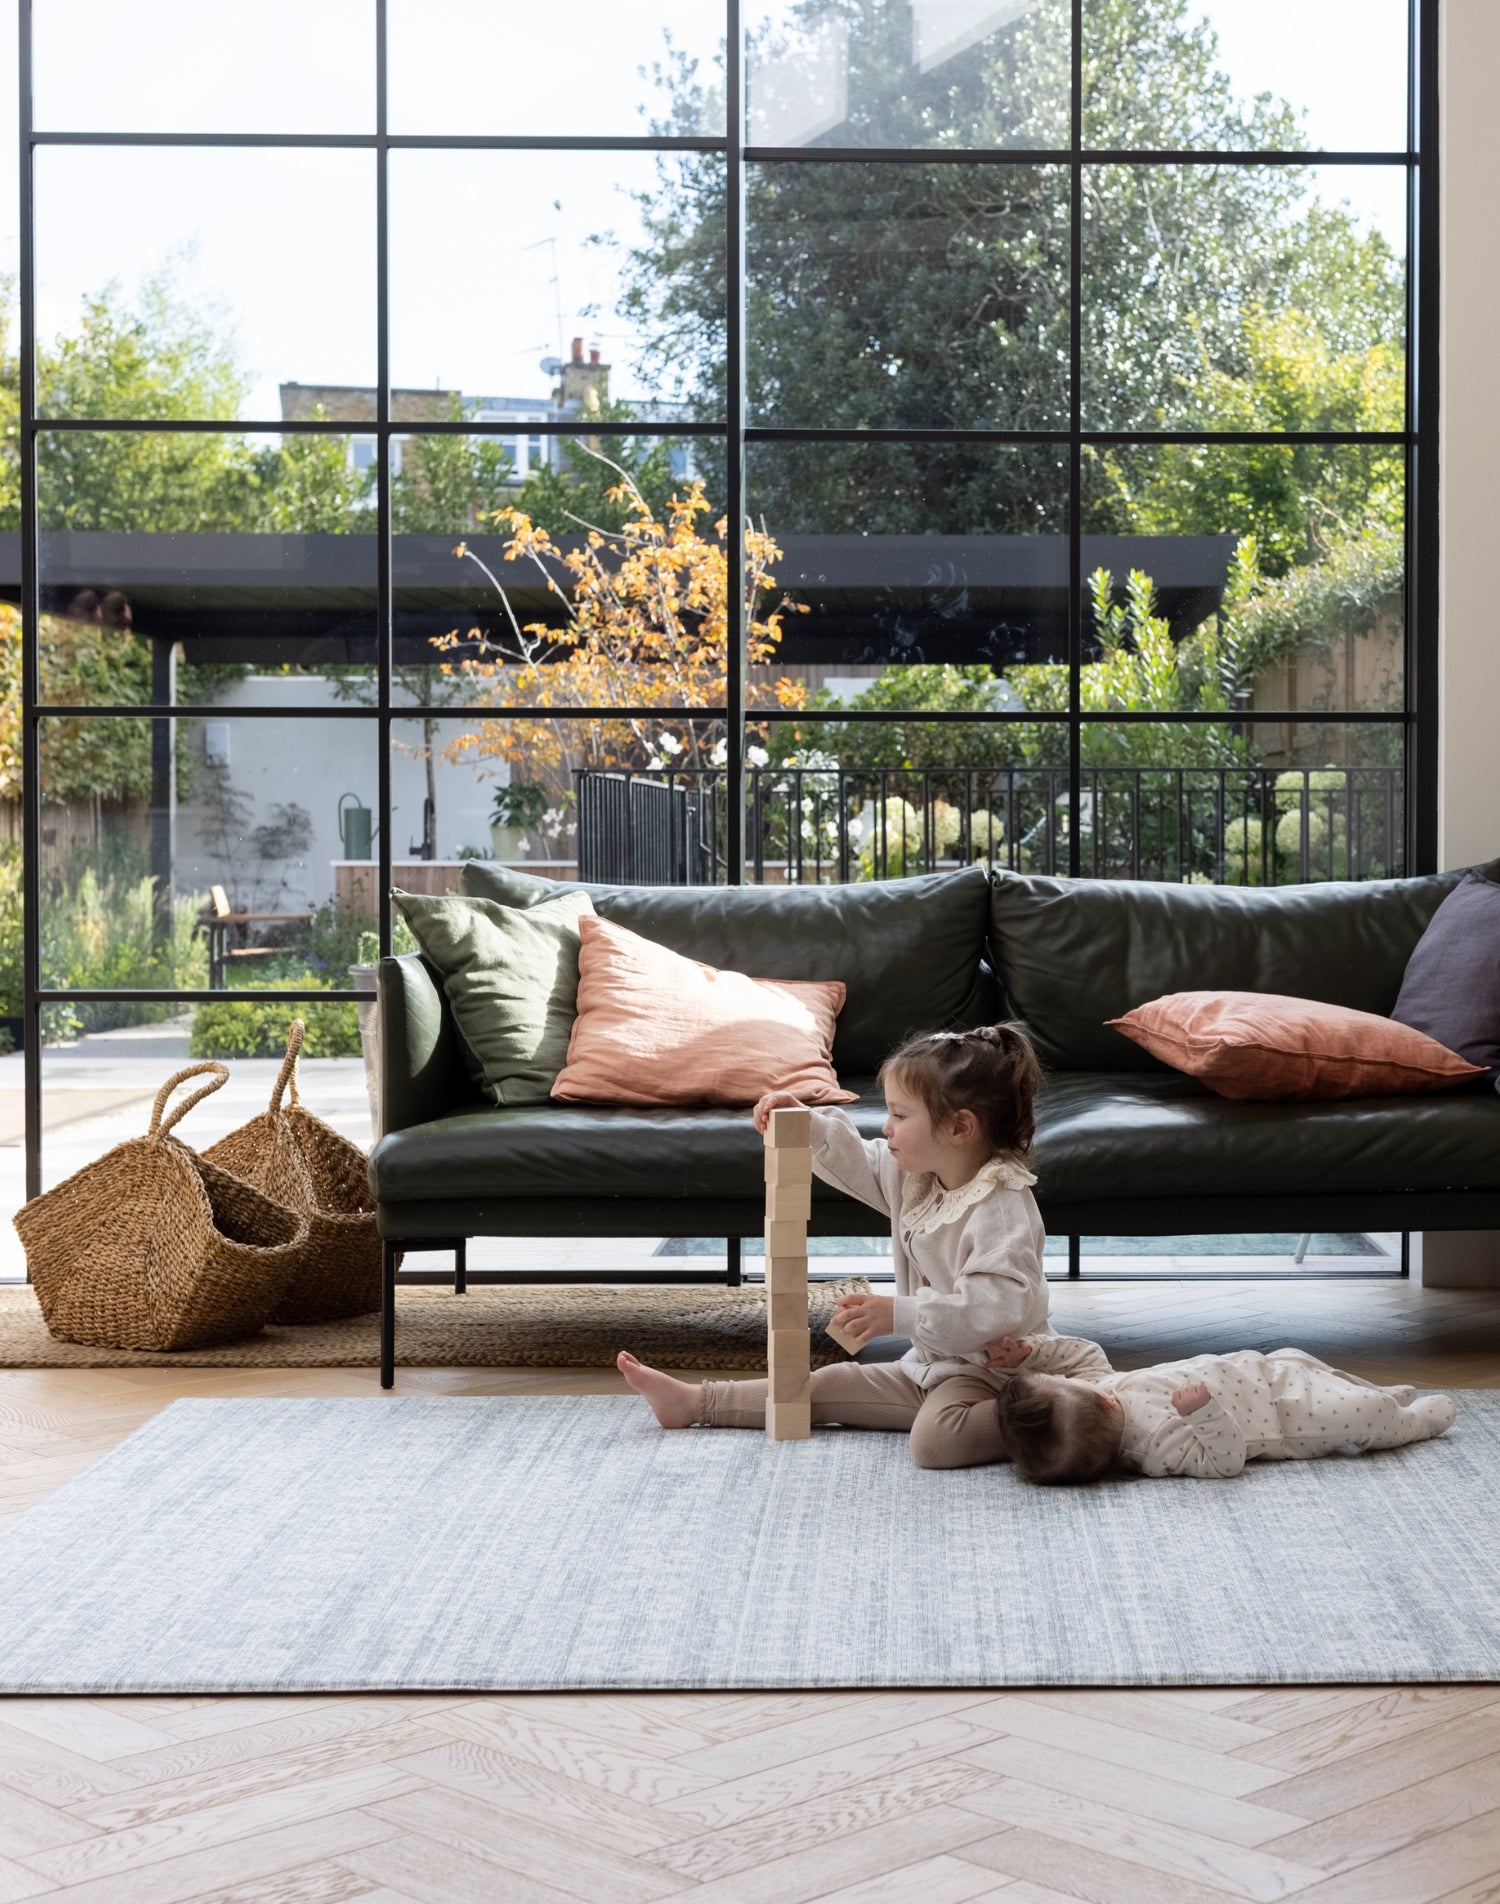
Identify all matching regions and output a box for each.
[377,953,473,1135]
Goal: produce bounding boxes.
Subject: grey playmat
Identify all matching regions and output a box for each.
[0,1393,1493,1692]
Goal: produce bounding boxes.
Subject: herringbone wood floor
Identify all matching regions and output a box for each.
[1,1277,1498,1904]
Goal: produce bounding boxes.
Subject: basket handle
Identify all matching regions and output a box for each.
[148,1063,230,1140]
[269,1018,306,1115]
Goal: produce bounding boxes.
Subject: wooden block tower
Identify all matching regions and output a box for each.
[763,1107,813,1440]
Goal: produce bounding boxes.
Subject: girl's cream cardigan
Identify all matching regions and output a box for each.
[810,1107,1052,1391]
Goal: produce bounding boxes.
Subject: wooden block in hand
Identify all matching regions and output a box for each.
[765,1146,812,1185]
[766,1107,812,1150]
[823,1312,864,1357]
[766,1400,812,1441]
[766,1180,812,1224]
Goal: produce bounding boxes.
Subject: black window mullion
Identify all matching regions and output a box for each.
[1068,0,1083,881]
[18,0,39,1203]
[375,0,392,958]
[726,0,746,886]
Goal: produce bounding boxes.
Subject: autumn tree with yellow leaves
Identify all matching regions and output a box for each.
[437,460,806,798]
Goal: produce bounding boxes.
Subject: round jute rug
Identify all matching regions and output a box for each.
[0,1277,871,1371]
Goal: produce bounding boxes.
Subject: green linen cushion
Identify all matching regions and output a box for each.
[459,861,998,1075]
[391,887,595,1105]
[990,868,1464,1073]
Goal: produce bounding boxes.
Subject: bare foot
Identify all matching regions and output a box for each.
[616,1351,702,1430]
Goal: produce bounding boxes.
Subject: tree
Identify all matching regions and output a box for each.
[439,461,806,801]
[622,0,1403,542]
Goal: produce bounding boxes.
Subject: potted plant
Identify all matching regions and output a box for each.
[490,782,549,862]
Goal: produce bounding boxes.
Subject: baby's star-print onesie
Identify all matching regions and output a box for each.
[1022,1335,1456,1479]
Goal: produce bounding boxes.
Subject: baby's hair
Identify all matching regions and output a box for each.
[879,1022,1043,1158]
[990,1371,1123,1485]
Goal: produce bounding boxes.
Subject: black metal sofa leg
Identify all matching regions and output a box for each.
[454,1238,467,1294]
[726,1236,741,1288]
[381,1239,398,1390]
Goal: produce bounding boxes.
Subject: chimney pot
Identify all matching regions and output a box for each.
[571,337,584,362]
[589,347,600,365]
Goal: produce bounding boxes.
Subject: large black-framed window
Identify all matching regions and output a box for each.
[12,0,1438,1228]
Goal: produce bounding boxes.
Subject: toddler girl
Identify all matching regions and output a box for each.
[618,1023,1053,1468]
[981,1333,1456,1482]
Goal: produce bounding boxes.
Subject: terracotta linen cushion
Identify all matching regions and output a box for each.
[1106,990,1487,1101]
[552,914,857,1107]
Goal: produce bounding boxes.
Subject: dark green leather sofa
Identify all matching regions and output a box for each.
[370,861,1500,1384]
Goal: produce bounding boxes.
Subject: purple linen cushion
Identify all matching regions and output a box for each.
[1391,859,1500,1089]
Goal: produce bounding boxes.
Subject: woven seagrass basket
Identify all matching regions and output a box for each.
[204,1020,382,1323]
[15,1064,310,1351]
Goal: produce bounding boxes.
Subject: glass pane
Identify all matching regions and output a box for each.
[1081,163,1407,432]
[26,1043,373,1241]
[1082,443,1404,715]
[36,715,379,991]
[33,0,374,133]
[389,151,726,420]
[747,442,1069,711]
[0,0,15,293]
[747,0,1070,149]
[399,716,729,886]
[748,161,1069,428]
[390,431,716,710]
[388,0,725,136]
[1068,1231,1402,1276]
[37,432,377,701]
[743,726,1052,884]
[35,149,377,421]
[1083,0,1408,153]
[1071,722,1404,884]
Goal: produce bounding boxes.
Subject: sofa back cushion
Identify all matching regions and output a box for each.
[462,861,997,1075]
[990,869,1464,1073]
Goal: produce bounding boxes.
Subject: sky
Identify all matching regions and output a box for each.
[0,0,1412,420]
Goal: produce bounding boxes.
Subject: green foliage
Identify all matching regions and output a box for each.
[508,409,691,534]
[625,0,1402,543]
[37,866,207,1039]
[391,400,514,533]
[189,979,361,1059]
[0,845,22,1017]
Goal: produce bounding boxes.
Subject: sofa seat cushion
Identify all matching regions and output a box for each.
[372,1084,891,1206]
[372,1071,1500,1210]
[1032,1071,1500,1201]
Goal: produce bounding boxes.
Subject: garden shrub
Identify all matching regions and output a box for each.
[189,978,361,1059]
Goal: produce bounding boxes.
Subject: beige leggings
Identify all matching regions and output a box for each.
[699,1362,1010,1469]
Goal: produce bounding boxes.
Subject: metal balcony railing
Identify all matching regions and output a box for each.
[575,765,1405,887]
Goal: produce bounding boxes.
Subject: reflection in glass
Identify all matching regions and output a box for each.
[388,0,725,137]
[1083,0,1407,154]
[747,0,1069,149]
[747,443,1069,704]
[1082,442,1404,716]
[33,0,374,134]
[748,161,1069,428]
[36,716,378,1003]
[389,152,726,419]
[35,149,377,421]
[390,432,708,710]
[37,433,377,703]
[1073,722,1404,884]
[1081,163,1406,433]
[399,718,729,886]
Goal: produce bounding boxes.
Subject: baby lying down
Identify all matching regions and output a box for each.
[986,1335,1456,1482]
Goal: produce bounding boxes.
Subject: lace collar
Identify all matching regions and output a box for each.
[901,1154,1037,1236]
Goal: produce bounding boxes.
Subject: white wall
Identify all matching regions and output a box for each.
[1421,0,1500,1286]
[172,676,501,914]
[1439,0,1500,871]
